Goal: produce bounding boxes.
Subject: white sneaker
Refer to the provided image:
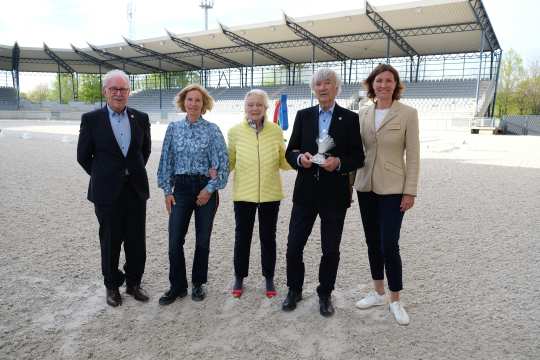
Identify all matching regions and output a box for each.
[355,291,386,309]
[389,301,410,325]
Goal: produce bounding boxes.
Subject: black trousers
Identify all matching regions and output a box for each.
[233,201,280,279]
[94,182,146,289]
[357,191,404,292]
[286,202,347,297]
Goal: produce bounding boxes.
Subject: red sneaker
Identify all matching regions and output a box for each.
[232,288,243,298]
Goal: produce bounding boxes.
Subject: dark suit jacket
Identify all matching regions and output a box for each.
[77,106,151,205]
[285,103,364,209]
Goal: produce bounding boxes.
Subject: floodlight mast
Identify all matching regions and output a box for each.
[200,0,215,31]
[127,0,135,38]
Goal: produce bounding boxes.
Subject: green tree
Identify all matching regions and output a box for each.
[78,74,102,103]
[133,72,192,91]
[48,73,75,104]
[25,83,50,103]
[496,49,525,117]
[524,61,540,114]
[515,80,530,114]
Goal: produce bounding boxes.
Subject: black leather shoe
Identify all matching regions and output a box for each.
[282,290,302,312]
[106,288,122,307]
[159,289,188,306]
[319,296,335,317]
[126,285,149,302]
[191,284,206,301]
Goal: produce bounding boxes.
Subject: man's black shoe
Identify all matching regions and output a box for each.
[126,285,149,302]
[159,289,187,306]
[106,288,122,307]
[282,290,302,312]
[319,296,335,317]
[191,284,206,301]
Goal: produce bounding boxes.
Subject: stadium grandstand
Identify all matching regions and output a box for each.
[0,0,502,131]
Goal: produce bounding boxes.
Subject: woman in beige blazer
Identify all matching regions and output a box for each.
[353,64,419,325]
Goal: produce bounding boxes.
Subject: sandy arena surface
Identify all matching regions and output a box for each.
[0,119,539,359]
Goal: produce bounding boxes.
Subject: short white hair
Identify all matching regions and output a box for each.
[102,70,130,90]
[244,89,270,109]
[310,68,342,96]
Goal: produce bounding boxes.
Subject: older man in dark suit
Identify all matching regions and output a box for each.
[77,70,151,307]
[282,68,364,317]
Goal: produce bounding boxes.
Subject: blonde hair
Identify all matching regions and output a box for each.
[175,84,214,114]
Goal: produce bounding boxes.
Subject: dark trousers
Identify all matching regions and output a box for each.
[168,175,218,292]
[286,203,347,297]
[94,182,146,289]
[357,191,404,292]
[233,201,280,279]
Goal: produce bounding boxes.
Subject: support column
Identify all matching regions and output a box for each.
[490,49,502,117]
[415,56,420,82]
[311,45,315,106]
[474,31,486,116]
[99,65,103,107]
[57,65,62,103]
[159,60,163,110]
[251,50,254,88]
[386,36,390,64]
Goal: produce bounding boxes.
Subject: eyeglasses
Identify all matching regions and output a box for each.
[108,87,130,94]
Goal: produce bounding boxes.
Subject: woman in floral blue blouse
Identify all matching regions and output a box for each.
[157,84,229,305]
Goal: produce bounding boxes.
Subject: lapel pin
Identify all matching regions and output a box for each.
[130,114,134,119]
[338,116,342,121]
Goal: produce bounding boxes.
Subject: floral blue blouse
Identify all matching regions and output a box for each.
[157,116,229,195]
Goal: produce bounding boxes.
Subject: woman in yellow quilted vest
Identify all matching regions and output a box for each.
[227,89,292,298]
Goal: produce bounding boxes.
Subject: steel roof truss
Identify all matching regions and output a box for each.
[123,37,199,70]
[365,2,418,57]
[167,30,244,68]
[219,24,291,65]
[87,43,162,73]
[71,44,123,72]
[43,43,76,73]
[468,0,500,50]
[284,14,349,61]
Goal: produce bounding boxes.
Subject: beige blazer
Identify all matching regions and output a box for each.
[353,101,420,196]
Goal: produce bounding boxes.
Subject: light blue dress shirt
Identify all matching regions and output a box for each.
[107,105,131,157]
[157,116,229,195]
[297,103,337,167]
[318,103,335,138]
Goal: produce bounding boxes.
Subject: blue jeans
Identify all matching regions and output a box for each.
[168,175,218,292]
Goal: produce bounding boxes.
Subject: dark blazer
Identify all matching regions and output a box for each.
[285,103,364,208]
[77,106,151,205]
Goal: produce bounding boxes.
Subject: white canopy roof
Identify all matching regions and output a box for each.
[1,0,500,75]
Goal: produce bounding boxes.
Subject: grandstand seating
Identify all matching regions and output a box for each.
[0,79,492,128]
[0,87,18,110]
[126,79,492,129]
[398,79,491,128]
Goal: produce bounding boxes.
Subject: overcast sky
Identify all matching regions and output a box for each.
[2,0,538,90]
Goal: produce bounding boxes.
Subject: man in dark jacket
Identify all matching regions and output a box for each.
[282,68,364,317]
[77,70,151,307]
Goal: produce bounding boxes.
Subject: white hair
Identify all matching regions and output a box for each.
[102,70,130,90]
[310,68,342,96]
[244,89,270,109]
